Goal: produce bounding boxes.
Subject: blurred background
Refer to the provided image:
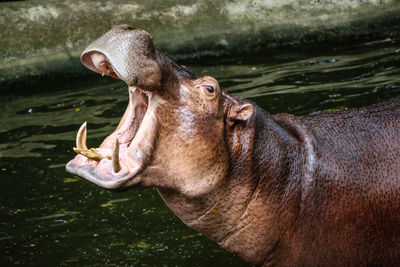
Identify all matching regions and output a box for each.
[1,0,400,266]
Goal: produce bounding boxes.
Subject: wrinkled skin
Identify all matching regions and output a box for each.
[66,25,400,266]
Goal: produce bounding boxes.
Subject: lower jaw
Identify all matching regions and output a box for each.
[66,87,161,190]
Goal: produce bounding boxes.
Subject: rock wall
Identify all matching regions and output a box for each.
[1,0,399,91]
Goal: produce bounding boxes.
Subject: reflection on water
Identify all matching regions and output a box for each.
[1,41,400,266]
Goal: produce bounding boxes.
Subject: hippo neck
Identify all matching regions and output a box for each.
[217,106,308,265]
[158,105,313,265]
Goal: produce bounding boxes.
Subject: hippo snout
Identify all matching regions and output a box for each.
[81,25,161,91]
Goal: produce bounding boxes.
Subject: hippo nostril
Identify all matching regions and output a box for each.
[121,24,134,31]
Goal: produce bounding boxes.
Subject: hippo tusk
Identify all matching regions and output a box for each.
[76,121,88,150]
[73,122,112,161]
[72,147,111,161]
[112,137,121,173]
[78,149,106,161]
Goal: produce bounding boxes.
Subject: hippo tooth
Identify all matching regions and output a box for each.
[79,150,105,161]
[90,148,112,160]
[100,62,114,77]
[76,121,88,150]
[73,147,109,161]
[112,137,121,173]
[129,86,136,93]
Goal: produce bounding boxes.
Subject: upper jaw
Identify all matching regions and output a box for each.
[80,25,161,90]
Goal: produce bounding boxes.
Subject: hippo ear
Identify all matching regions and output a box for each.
[228,103,254,121]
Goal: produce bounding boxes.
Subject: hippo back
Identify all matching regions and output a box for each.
[292,99,400,265]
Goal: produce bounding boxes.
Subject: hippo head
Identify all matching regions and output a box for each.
[66,25,254,196]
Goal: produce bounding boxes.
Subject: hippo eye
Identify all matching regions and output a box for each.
[205,85,215,94]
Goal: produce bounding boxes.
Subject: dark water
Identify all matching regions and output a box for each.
[1,40,400,266]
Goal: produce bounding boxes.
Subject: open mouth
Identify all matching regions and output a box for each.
[66,56,161,190]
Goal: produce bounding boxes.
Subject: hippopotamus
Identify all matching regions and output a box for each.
[66,25,400,266]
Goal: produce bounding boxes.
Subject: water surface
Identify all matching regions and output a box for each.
[1,40,400,266]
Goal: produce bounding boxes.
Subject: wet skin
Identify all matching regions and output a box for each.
[66,25,400,266]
